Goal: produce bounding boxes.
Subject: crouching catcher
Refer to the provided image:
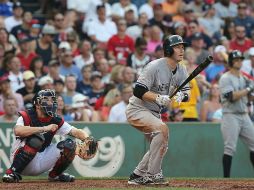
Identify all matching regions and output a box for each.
[2,89,98,183]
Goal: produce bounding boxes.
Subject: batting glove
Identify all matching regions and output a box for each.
[174,91,185,104]
[155,94,171,107]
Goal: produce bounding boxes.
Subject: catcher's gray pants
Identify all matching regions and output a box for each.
[126,104,169,176]
[221,113,254,156]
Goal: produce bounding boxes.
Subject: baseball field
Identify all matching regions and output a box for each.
[1,177,254,190]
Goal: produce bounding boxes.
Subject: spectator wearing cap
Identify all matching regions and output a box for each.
[161,0,184,22]
[0,74,24,113]
[126,12,148,41]
[29,56,46,80]
[16,70,40,108]
[108,84,133,122]
[31,25,57,66]
[139,0,153,20]
[0,0,12,17]
[96,58,111,84]
[169,109,184,122]
[38,75,53,90]
[124,7,137,27]
[229,25,253,53]
[233,2,254,38]
[4,1,23,32]
[185,20,213,50]
[16,33,37,70]
[198,4,224,37]
[213,0,237,19]
[241,47,254,78]
[76,65,93,96]
[58,41,71,57]
[73,40,94,70]
[149,3,164,30]
[10,11,32,38]
[46,59,64,81]
[86,4,117,49]
[6,55,25,92]
[127,37,150,76]
[111,0,138,21]
[107,18,135,65]
[0,97,18,122]
[205,45,227,83]
[87,71,103,107]
[29,19,41,39]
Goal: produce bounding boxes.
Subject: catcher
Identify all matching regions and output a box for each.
[2,89,98,183]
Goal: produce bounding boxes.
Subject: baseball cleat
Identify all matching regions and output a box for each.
[148,171,169,185]
[2,170,22,183]
[128,173,154,185]
[48,173,75,182]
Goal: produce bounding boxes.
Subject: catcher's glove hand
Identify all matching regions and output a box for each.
[76,136,98,160]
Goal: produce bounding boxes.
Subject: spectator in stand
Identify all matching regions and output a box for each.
[198,4,224,38]
[187,32,210,65]
[169,108,184,122]
[0,74,24,113]
[111,0,138,21]
[149,3,164,30]
[172,22,187,39]
[74,40,94,70]
[139,0,153,20]
[108,84,133,122]
[38,75,53,90]
[127,37,150,76]
[108,18,135,65]
[29,19,41,40]
[181,7,197,25]
[229,25,253,53]
[0,97,18,122]
[16,33,37,70]
[87,71,103,107]
[29,56,45,80]
[87,4,117,49]
[0,27,16,55]
[110,65,125,86]
[62,74,81,107]
[10,11,32,38]
[76,64,92,96]
[16,70,40,109]
[96,58,111,84]
[241,47,254,77]
[92,47,106,70]
[66,31,80,56]
[124,8,137,27]
[0,44,5,72]
[205,45,228,83]
[56,95,73,122]
[161,0,184,22]
[4,1,23,32]
[126,12,148,41]
[146,25,162,56]
[54,79,65,96]
[46,59,64,81]
[59,49,81,80]
[213,0,237,19]
[233,2,254,38]
[0,0,12,17]
[184,0,204,18]
[223,20,236,40]
[200,83,222,122]
[122,66,135,86]
[7,55,24,92]
[153,44,164,60]
[31,25,57,66]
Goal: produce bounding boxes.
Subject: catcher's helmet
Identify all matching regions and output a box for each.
[163,35,188,57]
[33,89,57,117]
[228,50,244,67]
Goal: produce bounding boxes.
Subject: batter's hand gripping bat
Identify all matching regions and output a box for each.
[169,55,213,99]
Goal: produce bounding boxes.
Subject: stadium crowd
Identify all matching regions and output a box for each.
[0,0,253,123]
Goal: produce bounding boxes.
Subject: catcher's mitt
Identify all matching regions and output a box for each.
[76,136,98,160]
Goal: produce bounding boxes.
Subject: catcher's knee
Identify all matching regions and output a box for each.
[26,134,45,150]
[57,138,76,158]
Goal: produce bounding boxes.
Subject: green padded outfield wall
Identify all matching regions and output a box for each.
[0,122,253,178]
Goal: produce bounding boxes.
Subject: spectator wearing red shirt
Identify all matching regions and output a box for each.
[108,18,135,65]
[16,33,37,70]
[229,25,253,53]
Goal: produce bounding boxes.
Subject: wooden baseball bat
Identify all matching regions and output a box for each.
[169,55,213,99]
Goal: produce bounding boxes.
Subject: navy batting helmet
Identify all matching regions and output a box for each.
[33,89,58,117]
[163,35,188,57]
[228,50,244,67]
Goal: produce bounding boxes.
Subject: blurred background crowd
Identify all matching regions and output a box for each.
[0,0,253,123]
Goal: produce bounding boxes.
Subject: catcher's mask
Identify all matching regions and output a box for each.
[33,89,57,117]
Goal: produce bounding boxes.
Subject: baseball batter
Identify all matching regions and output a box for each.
[219,50,254,178]
[126,35,190,185]
[2,89,96,183]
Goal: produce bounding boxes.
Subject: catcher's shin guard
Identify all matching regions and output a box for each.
[9,134,44,174]
[49,138,76,178]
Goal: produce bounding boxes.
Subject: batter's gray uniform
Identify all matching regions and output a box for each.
[126,57,189,176]
[219,72,254,156]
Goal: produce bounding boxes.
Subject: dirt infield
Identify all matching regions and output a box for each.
[1,179,254,190]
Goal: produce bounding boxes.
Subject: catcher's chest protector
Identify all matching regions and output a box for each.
[18,109,64,152]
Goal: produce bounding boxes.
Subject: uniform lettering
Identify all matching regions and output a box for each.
[157,83,170,92]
